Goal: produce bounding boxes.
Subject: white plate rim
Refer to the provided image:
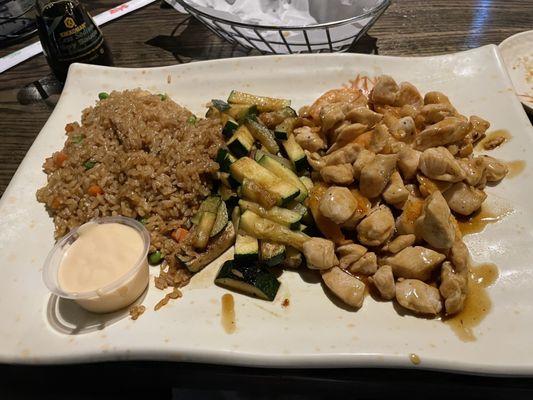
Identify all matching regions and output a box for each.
[2,45,533,376]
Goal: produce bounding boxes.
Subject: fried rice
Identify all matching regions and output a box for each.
[36,89,224,287]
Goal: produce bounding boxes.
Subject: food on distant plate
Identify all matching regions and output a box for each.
[42,216,150,313]
[207,78,508,317]
[37,90,228,295]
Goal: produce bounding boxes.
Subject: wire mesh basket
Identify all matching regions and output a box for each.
[174,0,391,54]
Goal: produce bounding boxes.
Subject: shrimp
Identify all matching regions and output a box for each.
[308,87,367,121]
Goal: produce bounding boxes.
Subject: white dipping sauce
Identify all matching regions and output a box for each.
[58,222,149,313]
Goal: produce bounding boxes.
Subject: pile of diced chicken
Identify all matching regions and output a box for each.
[297,75,508,316]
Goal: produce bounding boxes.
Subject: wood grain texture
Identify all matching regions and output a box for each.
[0,0,532,195]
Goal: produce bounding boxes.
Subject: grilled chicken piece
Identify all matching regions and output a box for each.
[415,191,456,250]
[439,261,468,315]
[469,115,490,144]
[319,103,345,132]
[370,75,399,106]
[396,195,425,235]
[418,103,456,125]
[368,124,392,153]
[397,146,421,180]
[345,107,383,128]
[340,190,371,230]
[382,234,416,254]
[443,182,486,216]
[321,267,366,308]
[414,117,470,151]
[396,279,442,315]
[383,171,409,208]
[384,114,416,143]
[359,154,398,198]
[320,163,354,185]
[356,205,395,247]
[399,104,418,119]
[319,186,357,225]
[416,174,452,197]
[424,91,455,107]
[418,147,466,182]
[449,239,470,275]
[323,142,361,166]
[303,238,338,270]
[459,157,487,188]
[397,82,423,108]
[337,243,367,269]
[482,155,509,182]
[382,246,445,281]
[327,123,367,153]
[348,252,378,275]
[294,126,326,152]
[305,151,325,171]
[352,149,376,179]
[369,265,396,300]
[398,116,416,138]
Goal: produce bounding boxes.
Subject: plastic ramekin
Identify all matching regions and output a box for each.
[43,216,150,313]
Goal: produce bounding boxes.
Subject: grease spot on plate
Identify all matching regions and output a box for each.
[221,294,236,334]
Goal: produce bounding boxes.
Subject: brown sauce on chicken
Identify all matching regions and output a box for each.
[456,207,509,235]
[444,263,498,341]
[475,129,512,150]
[506,160,526,178]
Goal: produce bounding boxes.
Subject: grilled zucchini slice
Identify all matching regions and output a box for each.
[254,149,294,171]
[179,223,235,273]
[238,199,301,230]
[227,125,254,158]
[234,232,259,264]
[221,114,239,138]
[229,157,300,206]
[274,117,297,141]
[245,117,279,154]
[299,175,314,191]
[239,210,309,251]
[215,260,280,301]
[260,241,286,267]
[282,134,309,172]
[215,148,236,173]
[192,196,222,248]
[257,155,308,203]
[227,104,258,122]
[239,178,279,210]
[228,90,291,112]
[212,99,231,112]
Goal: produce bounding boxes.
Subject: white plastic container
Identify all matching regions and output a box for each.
[43,216,150,313]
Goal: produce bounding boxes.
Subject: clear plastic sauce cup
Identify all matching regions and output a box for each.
[43,216,150,313]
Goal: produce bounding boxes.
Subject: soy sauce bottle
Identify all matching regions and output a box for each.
[35,0,113,82]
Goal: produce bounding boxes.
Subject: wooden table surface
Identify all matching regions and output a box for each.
[1,1,533,397]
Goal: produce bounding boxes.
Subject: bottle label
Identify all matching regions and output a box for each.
[45,5,104,62]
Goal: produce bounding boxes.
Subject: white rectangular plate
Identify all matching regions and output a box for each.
[1,45,533,375]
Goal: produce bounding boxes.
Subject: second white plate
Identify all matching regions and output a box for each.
[499,30,533,113]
